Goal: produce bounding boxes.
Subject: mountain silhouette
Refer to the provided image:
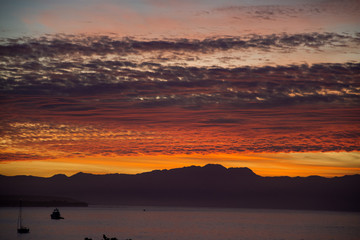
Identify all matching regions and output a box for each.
[0,164,359,211]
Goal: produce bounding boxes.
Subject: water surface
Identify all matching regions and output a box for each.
[0,206,359,240]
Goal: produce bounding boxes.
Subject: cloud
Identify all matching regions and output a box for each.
[1,33,359,72]
[1,94,359,158]
[214,0,360,32]
[0,152,53,162]
[0,33,359,159]
[1,47,359,108]
[0,33,355,58]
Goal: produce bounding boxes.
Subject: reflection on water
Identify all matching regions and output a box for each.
[0,206,359,240]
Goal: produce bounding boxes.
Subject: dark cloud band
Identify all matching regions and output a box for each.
[0,32,356,57]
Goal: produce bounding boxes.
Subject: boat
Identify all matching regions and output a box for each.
[50,208,64,219]
[17,201,30,234]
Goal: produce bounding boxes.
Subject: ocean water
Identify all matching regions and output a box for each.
[0,206,359,240]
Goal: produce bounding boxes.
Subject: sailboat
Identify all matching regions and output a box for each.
[17,201,30,234]
[51,208,64,219]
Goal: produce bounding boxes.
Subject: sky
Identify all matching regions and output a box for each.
[0,0,359,177]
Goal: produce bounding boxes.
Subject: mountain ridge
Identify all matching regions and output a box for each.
[3,164,357,179]
[1,164,359,211]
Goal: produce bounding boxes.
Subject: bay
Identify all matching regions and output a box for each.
[0,206,359,240]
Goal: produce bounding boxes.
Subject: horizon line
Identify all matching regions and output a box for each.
[1,164,359,179]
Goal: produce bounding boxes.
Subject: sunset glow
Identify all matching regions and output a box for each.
[1,0,359,177]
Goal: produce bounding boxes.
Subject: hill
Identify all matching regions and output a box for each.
[1,164,359,211]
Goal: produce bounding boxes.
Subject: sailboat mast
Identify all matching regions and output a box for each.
[17,200,29,234]
[18,201,23,228]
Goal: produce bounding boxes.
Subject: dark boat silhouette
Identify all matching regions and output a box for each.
[17,201,29,234]
[84,234,125,240]
[50,208,64,219]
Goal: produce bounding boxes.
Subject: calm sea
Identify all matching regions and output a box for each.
[0,206,359,240]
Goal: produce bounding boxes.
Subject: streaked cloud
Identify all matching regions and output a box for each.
[0,32,357,57]
[1,33,359,162]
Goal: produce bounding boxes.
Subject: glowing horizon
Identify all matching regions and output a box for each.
[1,152,359,178]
